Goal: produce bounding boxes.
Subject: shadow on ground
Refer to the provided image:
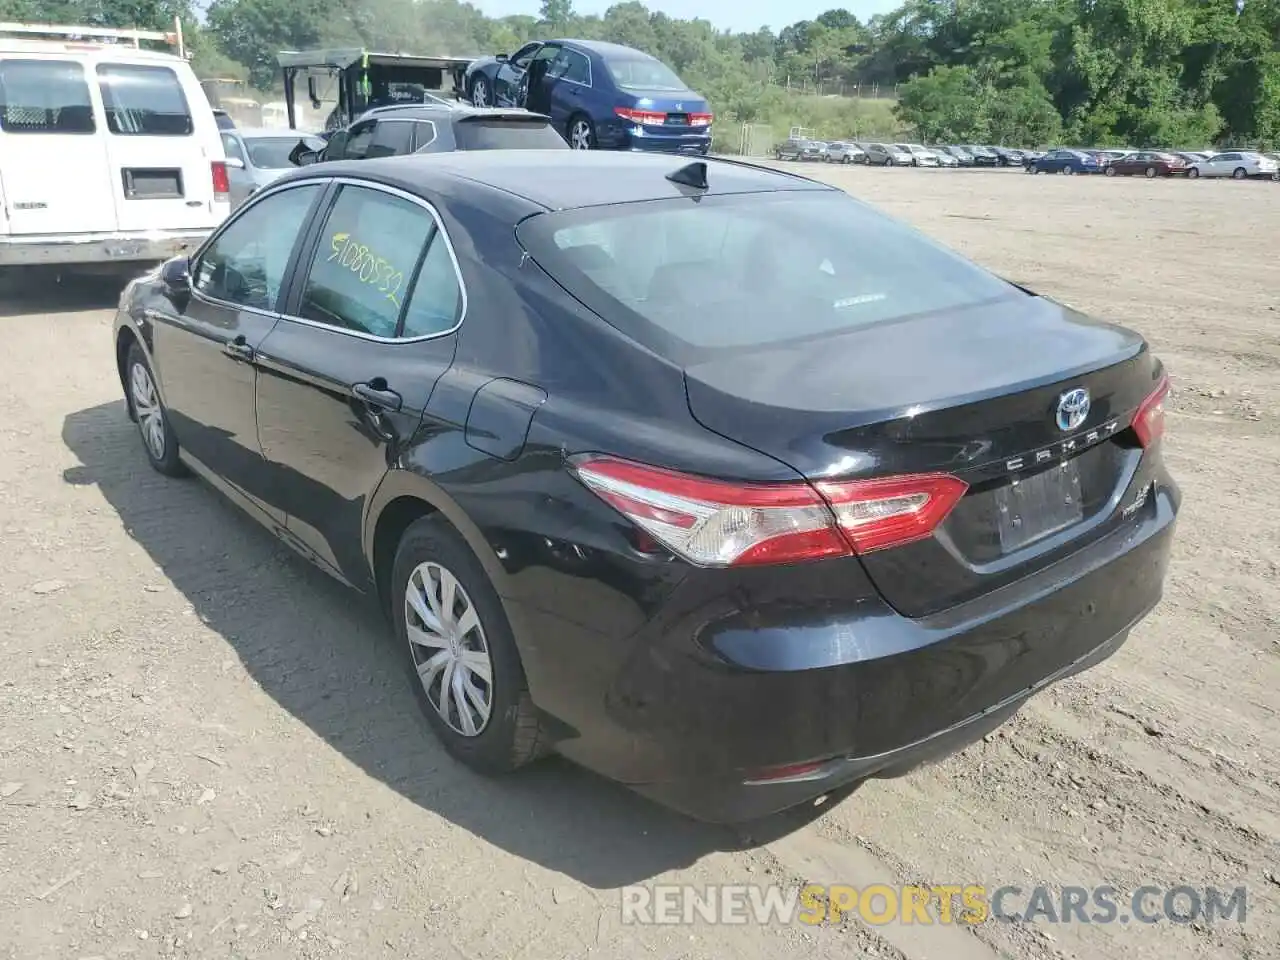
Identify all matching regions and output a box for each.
[0,266,143,318]
[62,400,843,889]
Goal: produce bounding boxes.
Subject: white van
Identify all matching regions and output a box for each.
[0,22,229,271]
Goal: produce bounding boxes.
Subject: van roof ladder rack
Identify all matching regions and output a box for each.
[0,18,187,58]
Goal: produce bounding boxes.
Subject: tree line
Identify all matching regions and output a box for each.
[1,0,1276,148]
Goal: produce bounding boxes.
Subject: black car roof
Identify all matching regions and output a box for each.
[277,151,834,212]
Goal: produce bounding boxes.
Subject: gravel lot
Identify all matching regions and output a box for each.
[1,166,1277,960]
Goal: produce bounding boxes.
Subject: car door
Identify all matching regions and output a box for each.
[545,46,592,133]
[523,43,562,114]
[252,179,465,586]
[148,181,326,521]
[494,42,542,106]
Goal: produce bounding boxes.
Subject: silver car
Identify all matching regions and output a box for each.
[862,142,915,166]
[221,128,327,209]
[825,141,867,164]
[895,143,942,167]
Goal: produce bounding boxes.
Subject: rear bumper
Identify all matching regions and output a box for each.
[0,229,214,267]
[598,122,711,155]
[509,472,1178,823]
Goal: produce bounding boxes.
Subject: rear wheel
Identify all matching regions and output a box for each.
[1104,165,1117,177]
[1063,166,1075,175]
[1188,167,1200,179]
[568,114,595,150]
[1144,166,1157,178]
[392,516,546,774]
[470,75,490,108]
[1232,167,1247,180]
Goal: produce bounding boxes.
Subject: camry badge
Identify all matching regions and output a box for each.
[1056,388,1091,432]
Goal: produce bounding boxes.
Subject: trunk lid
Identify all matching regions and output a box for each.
[683,294,1160,618]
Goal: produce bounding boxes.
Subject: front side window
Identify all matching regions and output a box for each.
[510,43,542,69]
[297,185,436,338]
[96,63,192,136]
[518,191,1018,362]
[193,184,321,310]
[340,120,377,160]
[366,119,415,158]
[0,58,95,134]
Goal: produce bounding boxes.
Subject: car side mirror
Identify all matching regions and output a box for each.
[295,149,321,166]
[224,156,245,170]
[161,256,190,307]
[496,53,509,63]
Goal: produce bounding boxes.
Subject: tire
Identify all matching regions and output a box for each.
[1063,166,1075,175]
[1145,166,1157,178]
[1104,165,1117,177]
[568,114,595,150]
[1188,167,1200,179]
[125,342,185,477]
[391,516,545,775]
[470,75,490,108]
[1232,167,1247,180]
[884,157,894,167]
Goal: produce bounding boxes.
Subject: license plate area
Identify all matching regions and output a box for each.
[665,113,689,125]
[122,168,184,200]
[995,460,1084,552]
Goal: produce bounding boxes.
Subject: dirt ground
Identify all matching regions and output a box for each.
[1,166,1276,960]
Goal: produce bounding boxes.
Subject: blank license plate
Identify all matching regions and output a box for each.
[995,460,1083,552]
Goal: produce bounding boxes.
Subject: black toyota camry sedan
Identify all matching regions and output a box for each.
[112,151,1178,823]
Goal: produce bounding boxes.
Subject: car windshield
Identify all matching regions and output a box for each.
[451,117,568,150]
[605,55,686,92]
[245,136,323,168]
[517,191,1017,363]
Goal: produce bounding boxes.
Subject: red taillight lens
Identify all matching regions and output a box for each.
[689,112,713,126]
[614,107,668,125]
[1132,374,1169,448]
[211,160,230,199]
[570,456,967,566]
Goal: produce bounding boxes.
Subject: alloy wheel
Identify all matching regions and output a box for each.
[570,119,593,150]
[404,561,494,737]
[471,78,489,108]
[130,360,166,461]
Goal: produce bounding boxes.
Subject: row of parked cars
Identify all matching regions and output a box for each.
[776,137,1280,181]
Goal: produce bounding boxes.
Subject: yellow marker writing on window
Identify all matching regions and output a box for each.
[328,232,404,309]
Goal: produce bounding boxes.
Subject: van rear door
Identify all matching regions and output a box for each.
[0,56,117,234]
[93,59,220,231]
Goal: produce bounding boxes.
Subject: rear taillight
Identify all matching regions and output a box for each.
[689,112,713,126]
[1132,375,1169,448]
[211,160,230,200]
[570,455,967,567]
[615,107,667,125]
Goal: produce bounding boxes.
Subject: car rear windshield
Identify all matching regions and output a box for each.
[0,58,95,134]
[246,136,322,168]
[96,63,193,136]
[517,191,1018,362]
[452,118,568,150]
[604,56,686,92]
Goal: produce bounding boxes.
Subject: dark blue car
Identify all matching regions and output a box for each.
[462,39,712,154]
[1030,149,1102,175]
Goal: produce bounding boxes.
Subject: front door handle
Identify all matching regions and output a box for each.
[353,380,403,412]
[223,336,254,362]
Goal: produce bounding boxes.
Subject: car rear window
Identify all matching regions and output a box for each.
[517,191,1018,362]
[246,136,323,168]
[0,58,95,134]
[96,63,193,136]
[604,56,686,92]
[451,117,567,150]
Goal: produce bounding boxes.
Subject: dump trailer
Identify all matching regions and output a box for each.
[277,48,476,132]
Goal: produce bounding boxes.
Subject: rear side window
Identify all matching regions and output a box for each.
[453,118,568,150]
[0,59,95,134]
[518,191,1017,361]
[97,63,193,136]
[366,120,414,158]
[298,185,436,338]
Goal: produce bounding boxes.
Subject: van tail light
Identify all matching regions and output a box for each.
[211,160,230,200]
[1132,374,1169,448]
[569,455,967,566]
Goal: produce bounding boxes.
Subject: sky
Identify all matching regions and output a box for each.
[470,0,903,34]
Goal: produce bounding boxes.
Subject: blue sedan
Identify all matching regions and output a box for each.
[1029,149,1102,175]
[462,39,712,155]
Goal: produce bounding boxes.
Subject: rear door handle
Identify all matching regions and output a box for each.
[353,381,403,412]
[223,336,254,362]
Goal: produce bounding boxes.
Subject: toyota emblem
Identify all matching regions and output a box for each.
[1055,388,1091,432]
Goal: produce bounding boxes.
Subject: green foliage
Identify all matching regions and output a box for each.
[6,0,1279,148]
